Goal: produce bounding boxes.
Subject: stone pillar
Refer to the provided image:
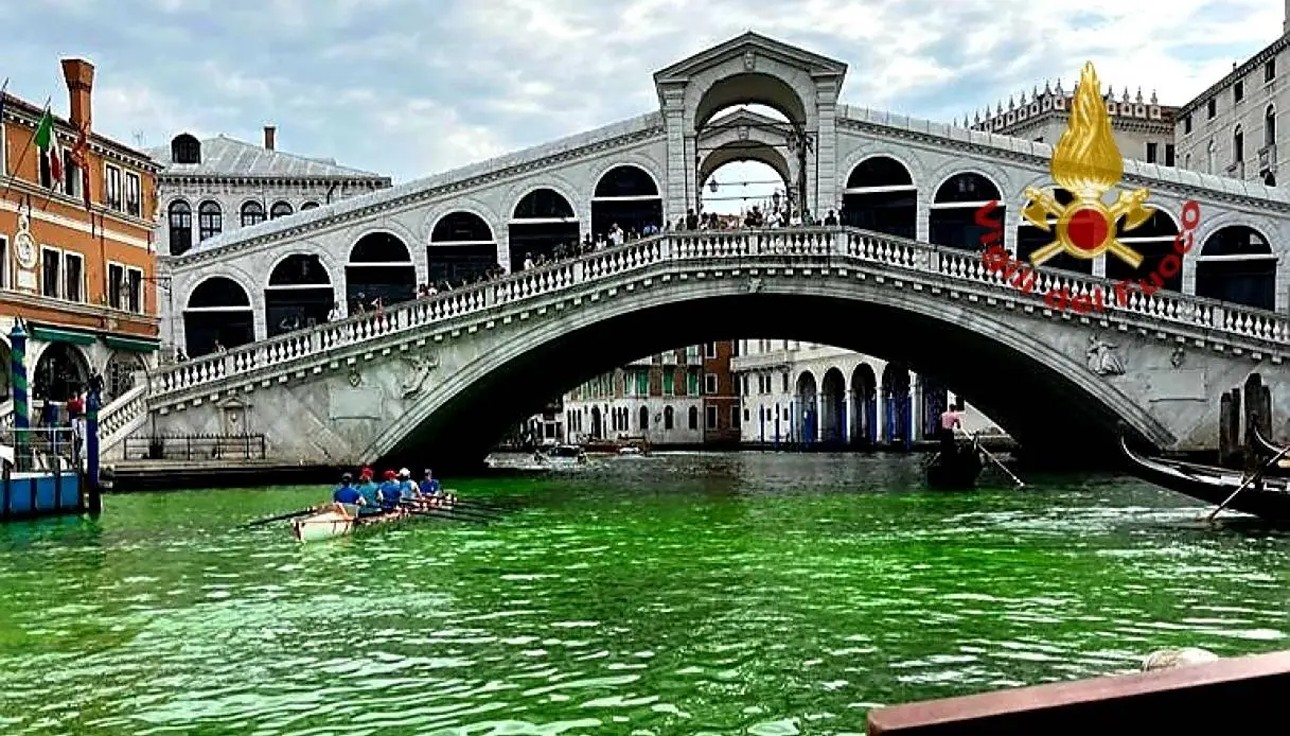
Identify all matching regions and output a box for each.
[845,388,856,445]
[814,81,841,218]
[661,86,689,224]
[916,192,931,243]
[874,378,886,444]
[814,392,824,443]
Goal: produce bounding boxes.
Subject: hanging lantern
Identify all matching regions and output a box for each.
[709,178,719,193]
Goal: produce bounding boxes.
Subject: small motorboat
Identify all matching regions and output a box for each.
[926,442,983,490]
[534,444,587,467]
[1119,437,1290,523]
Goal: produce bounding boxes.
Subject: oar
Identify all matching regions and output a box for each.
[403,506,490,525]
[1205,443,1290,522]
[239,505,319,529]
[404,501,496,521]
[960,429,1025,488]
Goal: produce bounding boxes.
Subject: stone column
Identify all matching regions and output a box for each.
[814,392,824,443]
[874,378,885,444]
[661,86,689,224]
[844,388,856,445]
[814,80,841,218]
[916,192,931,243]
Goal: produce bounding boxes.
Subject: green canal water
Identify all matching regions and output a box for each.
[0,452,1287,735]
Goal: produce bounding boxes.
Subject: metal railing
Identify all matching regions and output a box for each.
[121,433,267,462]
[0,427,78,473]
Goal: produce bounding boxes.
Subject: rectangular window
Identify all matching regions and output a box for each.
[1235,79,1244,102]
[662,371,675,396]
[108,263,125,309]
[1207,99,1216,119]
[1266,58,1276,83]
[731,406,740,428]
[1165,144,1176,166]
[687,372,699,396]
[104,164,122,210]
[704,342,717,359]
[1184,114,1193,134]
[41,248,60,298]
[685,345,699,363]
[782,372,789,393]
[62,252,83,302]
[1146,142,1158,163]
[62,148,80,198]
[0,236,8,289]
[128,268,143,312]
[634,370,649,396]
[705,373,718,395]
[705,406,718,429]
[39,150,52,188]
[125,172,141,217]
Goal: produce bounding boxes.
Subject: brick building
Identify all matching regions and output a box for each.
[1,58,161,418]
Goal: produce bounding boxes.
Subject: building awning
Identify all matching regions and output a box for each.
[104,335,161,353]
[29,325,97,346]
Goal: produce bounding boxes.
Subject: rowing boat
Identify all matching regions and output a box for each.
[290,495,462,542]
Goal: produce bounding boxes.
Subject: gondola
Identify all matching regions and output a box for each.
[1119,437,1290,523]
[926,442,984,490]
[1249,425,1290,474]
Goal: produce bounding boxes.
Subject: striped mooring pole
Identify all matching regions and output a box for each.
[8,320,30,469]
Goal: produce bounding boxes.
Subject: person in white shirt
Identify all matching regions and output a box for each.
[327,302,344,322]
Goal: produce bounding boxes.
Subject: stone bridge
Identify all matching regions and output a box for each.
[106,226,1290,472]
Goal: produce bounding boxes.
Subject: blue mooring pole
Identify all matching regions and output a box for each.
[85,385,102,514]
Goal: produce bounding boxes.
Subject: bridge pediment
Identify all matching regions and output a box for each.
[653,31,847,86]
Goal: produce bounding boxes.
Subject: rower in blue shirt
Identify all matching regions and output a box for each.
[419,468,441,496]
[377,470,404,511]
[354,467,382,516]
[332,473,366,516]
[397,468,418,499]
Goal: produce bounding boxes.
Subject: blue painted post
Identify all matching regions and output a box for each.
[85,384,102,514]
[8,321,30,471]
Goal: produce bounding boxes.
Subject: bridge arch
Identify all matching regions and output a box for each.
[688,67,814,134]
[509,187,579,268]
[265,253,334,337]
[819,367,846,444]
[428,210,499,285]
[31,342,91,403]
[183,275,255,356]
[794,370,818,443]
[881,363,913,448]
[929,171,1004,250]
[842,155,918,238]
[346,230,416,311]
[357,273,1177,471]
[1196,225,1277,310]
[700,142,791,203]
[591,163,664,239]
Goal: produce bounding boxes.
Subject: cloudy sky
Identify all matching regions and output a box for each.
[1,0,1279,205]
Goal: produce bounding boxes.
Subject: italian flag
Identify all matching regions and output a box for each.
[34,108,62,188]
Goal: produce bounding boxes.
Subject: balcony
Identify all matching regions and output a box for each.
[1226,160,1245,178]
[1260,144,1277,175]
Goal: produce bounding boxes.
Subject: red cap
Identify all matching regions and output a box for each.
[383,470,397,480]
[360,467,373,478]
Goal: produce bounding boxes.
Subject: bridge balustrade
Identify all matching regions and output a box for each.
[149,226,1290,400]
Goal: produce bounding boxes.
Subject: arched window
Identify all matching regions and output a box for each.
[591,164,663,237]
[664,405,674,430]
[168,200,193,256]
[509,188,578,267]
[1207,139,1217,174]
[170,133,200,164]
[1233,125,1245,171]
[929,172,1003,250]
[300,201,320,211]
[183,276,254,356]
[688,406,699,430]
[842,156,916,237]
[429,211,499,284]
[240,201,266,227]
[197,201,222,241]
[1265,105,1277,147]
[1197,225,1277,310]
[270,201,294,220]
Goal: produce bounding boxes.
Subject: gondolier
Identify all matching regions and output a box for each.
[939,403,964,454]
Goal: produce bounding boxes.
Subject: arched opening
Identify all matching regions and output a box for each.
[700,158,789,222]
[930,172,1004,250]
[168,200,193,256]
[270,201,294,220]
[509,188,579,268]
[198,200,223,242]
[1233,125,1245,175]
[240,201,266,228]
[301,201,320,211]
[697,91,809,221]
[795,371,818,444]
[1106,208,1184,290]
[170,133,200,165]
[33,343,90,403]
[819,367,846,444]
[664,405,674,430]
[842,156,916,238]
[1196,226,1277,310]
[920,374,949,441]
[639,405,649,431]
[1015,188,1092,273]
[428,212,499,285]
[183,276,254,356]
[590,405,603,439]
[105,352,145,401]
[881,364,912,449]
[1266,105,1277,147]
[688,405,699,430]
[850,363,878,446]
[1207,139,1216,175]
[346,232,416,311]
[591,165,663,239]
[695,75,808,132]
[266,254,334,336]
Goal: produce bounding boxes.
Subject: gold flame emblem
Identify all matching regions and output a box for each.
[1022,62,1151,268]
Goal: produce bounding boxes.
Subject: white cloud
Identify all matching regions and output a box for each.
[0,0,1278,183]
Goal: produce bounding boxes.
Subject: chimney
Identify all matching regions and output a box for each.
[60,58,95,132]
[263,125,276,151]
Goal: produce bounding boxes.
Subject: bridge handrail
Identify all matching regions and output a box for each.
[148,226,1289,398]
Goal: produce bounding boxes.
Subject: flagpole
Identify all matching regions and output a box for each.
[1,96,52,197]
[0,78,9,177]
